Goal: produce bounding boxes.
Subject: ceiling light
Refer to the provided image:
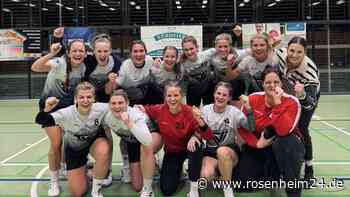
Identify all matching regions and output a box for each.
[244,0,250,3]
[177,5,182,9]
[29,3,36,7]
[336,0,345,5]
[2,8,11,12]
[202,5,206,8]
[239,3,245,7]
[312,1,320,6]
[135,5,141,9]
[42,7,49,11]
[130,1,136,6]
[65,6,74,11]
[202,0,208,4]
[275,0,281,2]
[175,1,180,5]
[268,2,277,7]
[79,6,84,9]
[109,7,115,11]
[11,0,21,2]
[55,3,63,7]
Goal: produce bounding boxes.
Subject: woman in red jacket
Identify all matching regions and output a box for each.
[137,80,213,197]
[236,67,305,197]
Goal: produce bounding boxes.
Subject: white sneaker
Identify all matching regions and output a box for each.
[47,181,60,196]
[91,189,103,197]
[187,191,200,197]
[102,171,113,187]
[121,167,131,183]
[140,189,154,197]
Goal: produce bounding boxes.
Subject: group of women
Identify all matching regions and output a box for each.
[32,26,319,197]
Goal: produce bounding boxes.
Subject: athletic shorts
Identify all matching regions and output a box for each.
[38,97,73,128]
[64,128,107,170]
[204,144,241,159]
[126,140,141,163]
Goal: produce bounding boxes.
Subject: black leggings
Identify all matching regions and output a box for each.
[160,146,203,196]
[298,107,316,161]
[234,134,305,197]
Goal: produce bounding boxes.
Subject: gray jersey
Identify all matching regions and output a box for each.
[51,103,108,151]
[117,56,154,88]
[150,63,182,87]
[181,48,216,82]
[201,104,248,148]
[210,48,250,80]
[41,56,86,99]
[89,56,114,89]
[103,106,152,145]
[238,53,279,81]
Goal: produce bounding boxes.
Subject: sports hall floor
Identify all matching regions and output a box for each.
[0,95,349,196]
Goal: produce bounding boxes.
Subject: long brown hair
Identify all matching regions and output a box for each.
[64,40,85,90]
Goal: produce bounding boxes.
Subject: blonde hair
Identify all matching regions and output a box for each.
[215,33,232,46]
[74,81,95,97]
[250,33,272,52]
[91,33,111,50]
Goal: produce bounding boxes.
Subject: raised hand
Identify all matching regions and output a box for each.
[44,97,59,112]
[272,86,283,106]
[239,95,251,111]
[50,43,62,56]
[107,72,118,82]
[294,82,306,99]
[53,27,64,38]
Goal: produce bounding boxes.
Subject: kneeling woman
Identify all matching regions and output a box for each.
[191,81,255,197]
[36,82,110,197]
[137,81,214,197]
[236,67,305,197]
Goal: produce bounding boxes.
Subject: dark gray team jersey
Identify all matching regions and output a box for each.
[89,56,114,90]
[102,106,152,145]
[51,103,108,151]
[210,48,250,80]
[201,104,249,148]
[181,48,216,81]
[41,56,86,99]
[150,63,182,87]
[116,56,154,89]
[238,53,279,80]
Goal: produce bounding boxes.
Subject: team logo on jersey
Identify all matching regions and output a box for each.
[94,119,99,126]
[75,134,90,141]
[224,118,230,125]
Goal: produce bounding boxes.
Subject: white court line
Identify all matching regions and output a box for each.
[30,165,49,197]
[313,115,350,136]
[2,161,349,167]
[0,136,48,166]
[3,162,123,167]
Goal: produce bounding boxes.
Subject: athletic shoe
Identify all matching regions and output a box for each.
[187,191,200,197]
[303,165,315,189]
[102,170,113,187]
[47,181,60,196]
[91,189,103,197]
[121,167,131,183]
[139,189,154,197]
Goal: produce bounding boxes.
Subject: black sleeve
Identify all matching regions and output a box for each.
[299,84,319,111]
[35,111,56,128]
[111,53,122,73]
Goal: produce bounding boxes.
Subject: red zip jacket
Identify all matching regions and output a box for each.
[145,104,214,153]
[239,92,301,148]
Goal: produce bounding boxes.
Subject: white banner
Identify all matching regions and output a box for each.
[141,25,203,57]
[242,22,306,48]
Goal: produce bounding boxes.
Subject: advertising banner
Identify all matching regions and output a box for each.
[141,25,203,57]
